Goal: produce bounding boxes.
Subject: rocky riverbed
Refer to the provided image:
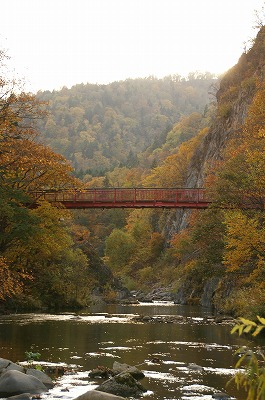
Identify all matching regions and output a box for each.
[0,303,249,400]
[0,358,149,400]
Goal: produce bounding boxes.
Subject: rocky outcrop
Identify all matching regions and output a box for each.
[200,277,220,308]
[133,287,175,302]
[172,277,220,307]
[161,27,265,310]
[188,27,265,188]
[162,27,265,240]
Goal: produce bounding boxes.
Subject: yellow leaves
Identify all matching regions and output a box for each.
[85,176,105,188]
[257,127,265,139]
[143,128,207,188]
[183,259,197,274]
[231,316,265,337]
[1,135,77,190]
[223,210,265,274]
[215,81,265,206]
[212,81,265,282]
[229,343,265,400]
[86,167,146,188]
[20,201,74,264]
[105,228,136,271]
[257,315,265,325]
[143,153,186,187]
[126,209,152,242]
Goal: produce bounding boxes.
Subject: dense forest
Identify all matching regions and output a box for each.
[1,26,265,320]
[36,73,216,178]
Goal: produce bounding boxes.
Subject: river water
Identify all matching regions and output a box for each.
[0,303,260,400]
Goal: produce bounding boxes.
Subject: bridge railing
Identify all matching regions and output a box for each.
[30,188,209,208]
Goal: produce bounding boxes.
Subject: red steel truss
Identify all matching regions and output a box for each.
[30,188,210,209]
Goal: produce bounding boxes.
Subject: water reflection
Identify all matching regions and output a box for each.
[0,304,260,399]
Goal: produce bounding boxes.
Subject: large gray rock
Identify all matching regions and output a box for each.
[26,368,54,388]
[201,277,220,307]
[0,358,24,374]
[112,361,145,379]
[96,372,146,398]
[6,394,32,400]
[74,390,126,400]
[0,370,48,396]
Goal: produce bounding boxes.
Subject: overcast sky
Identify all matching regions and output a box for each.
[1,0,264,93]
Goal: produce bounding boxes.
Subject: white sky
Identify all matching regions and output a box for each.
[1,0,264,93]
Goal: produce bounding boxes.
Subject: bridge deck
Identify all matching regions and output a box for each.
[30,188,210,209]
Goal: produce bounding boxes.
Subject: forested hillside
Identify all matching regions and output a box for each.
[2,25,265,318]
[0,46,217,312]
[52,25,265,320]
[110,25,265,318]
[37,73,216,177]
[0,49,126,312]
[173,26,265,317]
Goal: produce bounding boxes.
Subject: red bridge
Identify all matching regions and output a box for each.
[31,188,210,209]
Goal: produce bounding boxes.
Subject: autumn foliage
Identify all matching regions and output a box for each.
[0,50,91,309]
[166,79,265,317]
[2,26,265,318]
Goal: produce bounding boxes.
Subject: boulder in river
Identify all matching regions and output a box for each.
[96,371,147,397]
[0,370,48,397]
[89,366,114,379]
[212,392,232,399]
[0,358,24,375]
[188,362,204,372]
[112,361,145,379]
[74,389,126,400]
[26,368,54,388]
[6,394,32,400]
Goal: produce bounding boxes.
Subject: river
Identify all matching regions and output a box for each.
[0,303,260,400]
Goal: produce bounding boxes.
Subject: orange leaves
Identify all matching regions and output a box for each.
[1,136,77,190]
[0,257,32,301]
[0,80,79,190]
[71,224,90,244]
[170,229,192,260]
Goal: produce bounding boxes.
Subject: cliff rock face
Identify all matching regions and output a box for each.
[165,27,265,306]
[187,26,265,187]
[164,27,265,237]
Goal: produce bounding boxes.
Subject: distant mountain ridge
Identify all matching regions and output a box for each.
[37,73,216,176]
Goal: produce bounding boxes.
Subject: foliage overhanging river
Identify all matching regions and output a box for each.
[0,303,262,400]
